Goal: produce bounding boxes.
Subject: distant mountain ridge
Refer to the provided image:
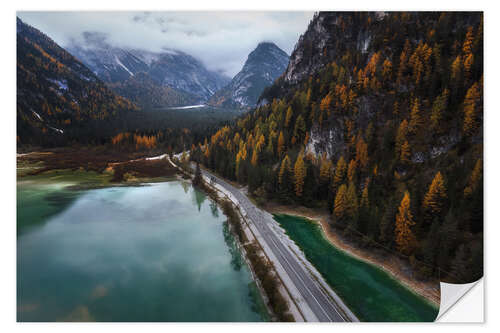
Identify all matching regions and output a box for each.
[209,42,289,108]
[67,32,230,102]
[107,72,201,109]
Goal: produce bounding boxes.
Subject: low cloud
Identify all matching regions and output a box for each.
[17,11,314,77]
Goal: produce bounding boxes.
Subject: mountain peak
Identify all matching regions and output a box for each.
[256,41,280,49]
[248,42,288,64]
[208,42,289,108]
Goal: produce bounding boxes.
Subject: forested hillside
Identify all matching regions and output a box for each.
[17,18,137,146]
[191,12,483,283]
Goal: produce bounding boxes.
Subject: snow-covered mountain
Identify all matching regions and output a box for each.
[209,42,289,108]
[67,32,230,101]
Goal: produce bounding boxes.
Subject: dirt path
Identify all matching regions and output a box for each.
[265,203,440,307]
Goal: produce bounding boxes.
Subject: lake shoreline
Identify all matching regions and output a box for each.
[174,161,298,322]
[264,203,440,308]
[17,169,268,322]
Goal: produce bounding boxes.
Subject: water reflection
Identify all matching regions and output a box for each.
[18,181,267,322]
[222,221,242,271]
[192,187,207,211]
[210,200,219,218]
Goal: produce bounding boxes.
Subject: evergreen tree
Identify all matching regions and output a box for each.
[277,131,285,156]
[285,106,293,128]
[294,152,307,197]
[192,162,203,186]
[334,184,348,224]
[278,154,292,185]
[400,140,411,163]
[346,181,359,228]
[422,171,448,218]
[409,98,423,134]
[355,136,369,170]
[333,156,347,187]
[430,88,449,132]
[395,119,409,156]
[463,81,481,137]
[395,191,416,255]
[347,159,357,182]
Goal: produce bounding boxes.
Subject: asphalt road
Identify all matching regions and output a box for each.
[198,167,352,322]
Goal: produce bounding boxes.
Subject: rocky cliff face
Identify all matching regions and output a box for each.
[283,12,383,84]
[209,42,289,108]
[67,33,230,101]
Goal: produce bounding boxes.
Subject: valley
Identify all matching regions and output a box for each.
[16,11,483,322]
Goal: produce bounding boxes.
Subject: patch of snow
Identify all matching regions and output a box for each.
[145,154,168,160]
[114,55,134,76]
[166,104,206,110]
[430,146,448,159]
[32,110,43,121]
[47,79,68,90]
[48,126,64,134]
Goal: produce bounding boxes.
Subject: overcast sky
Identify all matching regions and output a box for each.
[17,11,314,77]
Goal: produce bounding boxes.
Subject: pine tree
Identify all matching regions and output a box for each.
[355,136,369,170]
[423,171,447,217]
[277,131,285,156]
[294,152,307,197]
[347,159,357,182]
[400,140,411,163]
[285,106,293,128]
[463,53,474,78]
[334,184,348,221]
[430,88,449,132]
[382,58,393,82]
[333,156,347,187]
[463,26,474,56]
[409,98,423,134]
[320,93,332,113]
[395,119,409,156]
[451,55,462,81]
[395,191,416,255]
[463,82,481,137]
[361,183,370,209]
[278,154,292,185]
[251,149,258,167]
[346,181,359,221]
[192,162,203,186]
[397,39,411,84]
[464,158,482,197]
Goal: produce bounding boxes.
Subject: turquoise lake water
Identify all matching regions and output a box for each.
[17,175,267,322]
[273,214,439,322]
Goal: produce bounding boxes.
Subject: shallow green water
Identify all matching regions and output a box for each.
[273,214,439,322]
[17,174,267,322]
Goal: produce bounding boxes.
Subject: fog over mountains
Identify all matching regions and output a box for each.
[67,32,230,101]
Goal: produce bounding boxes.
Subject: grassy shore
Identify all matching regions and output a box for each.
[17,148,177,182]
